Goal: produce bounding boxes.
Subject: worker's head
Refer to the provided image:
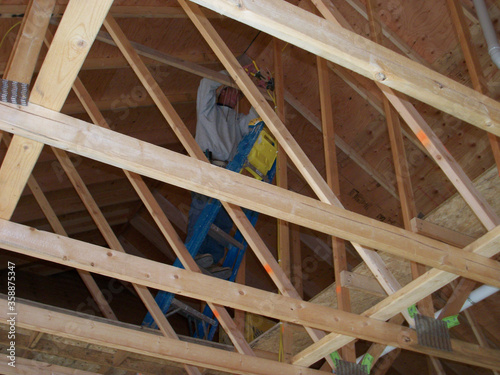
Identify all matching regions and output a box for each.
[217,86,240,109]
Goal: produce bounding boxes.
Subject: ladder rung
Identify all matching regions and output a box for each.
[171,298,218,326]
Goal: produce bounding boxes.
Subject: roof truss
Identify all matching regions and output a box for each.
[0,0,499,374]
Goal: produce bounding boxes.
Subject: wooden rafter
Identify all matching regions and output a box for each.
[0,101,499,287]
[187,0,500,135]
[0,0,113,219]
[0,298,325,375]
[312,0,499,233]
[101,14,256,358]
[179,3,414,341]
[0,223,499,369]
[364,0,439,370]
[93,27,400,201]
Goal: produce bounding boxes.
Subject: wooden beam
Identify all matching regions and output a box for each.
[0,298,325,375]
[0,0,56,220]
[274,37,294,364]
[0,0,112,220]
[103,9,329,360]
[3,132,118,321]
[0,4,224,19]
[317,55,355,362]
[383,87,500,231]
[364,0,437,369]
[446,0,500,170]
[314,0,500,233]
[0,356,100,375]
[340,271,387,298]
[101,15,255,358]
[1,226,500,369]
[1,102,499,288]
[95,26,399,202]
[179,0,414,335]
[291,225,500,366]
[187,0,500,135]
[410,218,476,248]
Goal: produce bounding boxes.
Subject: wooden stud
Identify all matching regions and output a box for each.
[274,37,294,364]
[0,299,326,375]
[364,0,437,368]
[317,55,355,362]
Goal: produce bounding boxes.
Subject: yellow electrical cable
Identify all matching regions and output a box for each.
[0,21,21,51]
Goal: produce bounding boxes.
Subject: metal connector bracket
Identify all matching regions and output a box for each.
[1,78,29,106]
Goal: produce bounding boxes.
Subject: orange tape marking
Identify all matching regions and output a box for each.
[416,130,430,147]
[264,263,273,274]
[336,285,342,294]
[213,310,220,319]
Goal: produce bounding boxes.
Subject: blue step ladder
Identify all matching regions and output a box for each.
[142,120,278,341]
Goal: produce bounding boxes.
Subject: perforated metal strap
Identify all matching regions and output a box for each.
[415,314,452,351]
[335,359,369,375]
[0,78,29,106]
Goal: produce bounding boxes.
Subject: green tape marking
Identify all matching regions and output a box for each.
[361,353,374,373]
[443,315,460,329]
[407,304,418,318]
[330,351,341,363]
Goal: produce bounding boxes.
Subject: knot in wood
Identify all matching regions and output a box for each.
[375,72,386,81]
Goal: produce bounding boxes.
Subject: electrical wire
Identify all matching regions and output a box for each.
[0,21,21,51]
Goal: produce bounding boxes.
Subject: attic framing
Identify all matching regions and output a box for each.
[0,0,499,374]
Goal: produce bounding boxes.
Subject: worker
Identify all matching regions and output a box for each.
[187,69,260,279]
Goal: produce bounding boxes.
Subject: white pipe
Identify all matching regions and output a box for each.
[434,284,498,317]
[357,285,499,364]
[473,0,500,69]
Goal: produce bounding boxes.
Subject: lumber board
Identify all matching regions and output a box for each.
[254,167,499,362]
[0,356,100,375]
[0,229,499,370]
[102,15,255,358]
[94,27,398,202]
[0,0,56,220]
[179,0,413,334]
[314,0,499,234]
[188,0,500,136]
[317,55,355,361]
[291,224,500,366]
[0,101,499,288]
[446,0,500,170]
[0,298,325,375]
[0,0,112,220]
